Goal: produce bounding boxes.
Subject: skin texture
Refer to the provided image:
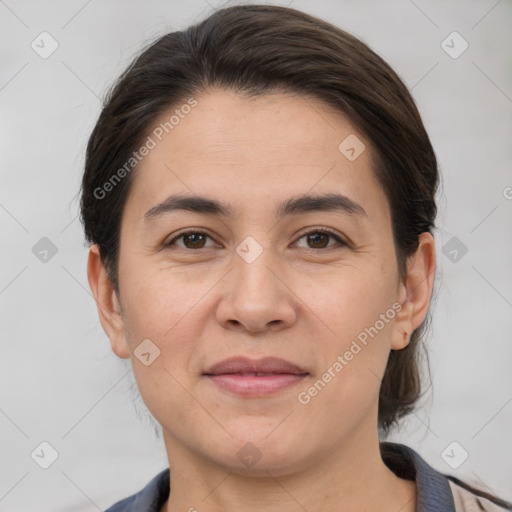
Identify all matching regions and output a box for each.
[87,89,435,512]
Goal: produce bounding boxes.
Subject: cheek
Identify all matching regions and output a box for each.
[121,270,205,424]
[118,264,210,404]
[119,260,206,341]
[303,264,396,343]
[294,306,393,443]
[294,265,397,400]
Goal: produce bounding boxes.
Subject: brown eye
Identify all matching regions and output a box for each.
[182,233,207,249]
[165,231,214,249]
[306,232,330,249]
[295,229,346,250]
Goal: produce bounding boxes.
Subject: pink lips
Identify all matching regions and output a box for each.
[203,356,309,397]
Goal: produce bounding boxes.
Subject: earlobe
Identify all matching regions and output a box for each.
[87,244,131,359]
[391,232,436,351]
[391,301,414,350]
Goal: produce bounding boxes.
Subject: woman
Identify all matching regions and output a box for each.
[80,4,511,511]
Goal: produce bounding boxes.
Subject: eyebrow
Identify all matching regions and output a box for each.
[142,192,367,224]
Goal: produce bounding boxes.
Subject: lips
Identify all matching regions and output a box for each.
[203,356,309,397]
[203,356,308,376]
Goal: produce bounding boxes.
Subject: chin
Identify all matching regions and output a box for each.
[209,427,314,474]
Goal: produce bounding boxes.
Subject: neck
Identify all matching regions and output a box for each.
[159,425,416,512]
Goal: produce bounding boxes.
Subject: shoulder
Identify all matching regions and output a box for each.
[447,477,512,512]
[104,467,170,512]
[380,442,512,512]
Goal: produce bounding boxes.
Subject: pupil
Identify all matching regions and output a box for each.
[309,233,328,248]
[185,233,205,248]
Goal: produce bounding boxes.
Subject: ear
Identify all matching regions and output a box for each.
[87,244,130,359]
[392,232,436,350]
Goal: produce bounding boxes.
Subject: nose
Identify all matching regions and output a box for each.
[215,245,297,334]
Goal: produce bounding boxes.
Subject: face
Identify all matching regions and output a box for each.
[89,88,433,476]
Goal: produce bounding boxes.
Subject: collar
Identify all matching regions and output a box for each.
[381,442,456,511]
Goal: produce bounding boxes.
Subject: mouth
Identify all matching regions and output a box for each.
[203,356,309,397]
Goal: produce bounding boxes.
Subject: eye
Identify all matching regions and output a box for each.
[294,228,346,250]
[164,231,216,250]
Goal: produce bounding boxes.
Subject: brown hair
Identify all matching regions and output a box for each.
[80,4,437,435]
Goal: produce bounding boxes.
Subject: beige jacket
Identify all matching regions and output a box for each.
[449,480,511,511]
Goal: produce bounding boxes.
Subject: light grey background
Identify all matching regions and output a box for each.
[1,0,511,510]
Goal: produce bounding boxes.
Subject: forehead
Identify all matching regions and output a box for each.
[124,88,388,223]
[152,89,361,165]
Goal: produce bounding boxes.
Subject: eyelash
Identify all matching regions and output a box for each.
[163,228,347,251]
